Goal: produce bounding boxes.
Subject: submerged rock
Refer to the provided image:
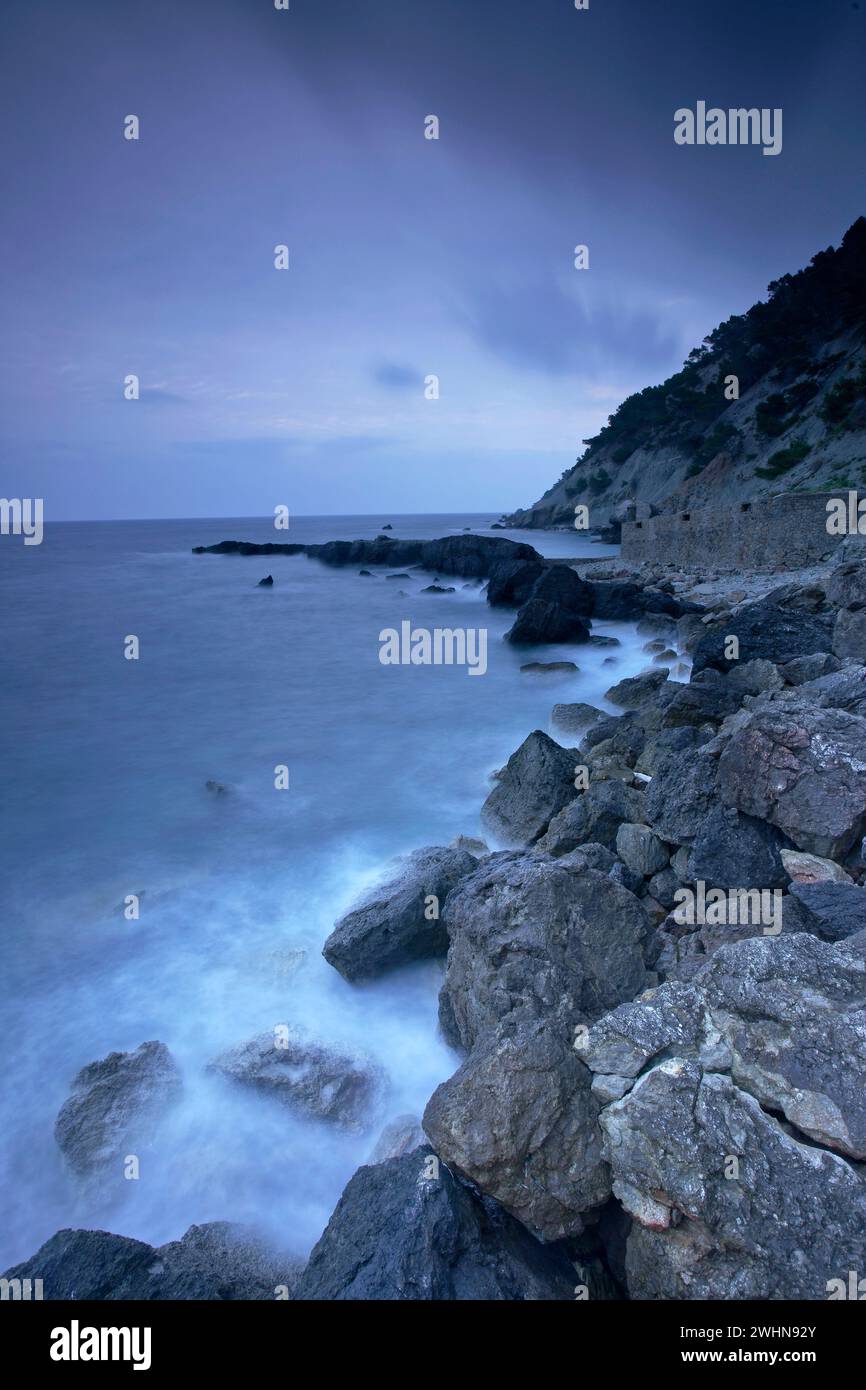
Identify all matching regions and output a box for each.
[54,1041,181,1180]
[322,846,477,981]
[209,1031,385,1132]
[257,575,274,587]
[292,1148,578,1300]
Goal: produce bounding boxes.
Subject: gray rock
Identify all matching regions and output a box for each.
[780,653,841,685]
[780,849,851,883]
[644,750,719,847]
[834,607,866,662]
[209,1031,386,1132]
[605,669,670,709]
[660,677,742,729]
[615,823,669,877]
[0,1222,301,1300]
[438,852,649,1050]
[322,846,477,981]
[423,1020,609,1242]
[827,559,866,609]
[718,701,866,858]
[551,702,607,734]
[292,1148,579,1300]
[505,566,593,645]
[368,1114,426,1163]
[611,1063,866,1300]
[54,1041,181,1179]
[687,804,791,890]
[787,880,866,942]
[691,602,834,676]
[537,779,645,854]
[480,730,578,846]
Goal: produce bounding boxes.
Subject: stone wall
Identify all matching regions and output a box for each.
[620,492,857,570]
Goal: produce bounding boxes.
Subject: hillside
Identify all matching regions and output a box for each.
[505,217,866,532]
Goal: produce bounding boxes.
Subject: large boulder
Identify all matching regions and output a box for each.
[786,880,866,942]
[1,1222,301,1300]
[480,730,577,846]
[687,804,792,890]
[292,1148,578,1300]
[422,1019,609,1242]
[578,933,866,1298]
[691,601,834,676]
[827,559,866,609]
[718,701,866,858]
[438,852,650,1051]
[505,566,593,645]
[486,558,546,607]
[644,749,719,847]
[537,779,645,855]
[613,1063,866,1300]
[322,846,477,981]
[833,607,866,661]
[54,1041,181,1180]
[604,669,669,709]
[209,1030,386,1132]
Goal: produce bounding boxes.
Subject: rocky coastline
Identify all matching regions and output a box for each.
[6,533,866,1301]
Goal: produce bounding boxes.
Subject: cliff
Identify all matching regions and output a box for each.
[506,217,866,531]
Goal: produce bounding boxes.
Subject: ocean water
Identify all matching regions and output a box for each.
[0,512,658,1269]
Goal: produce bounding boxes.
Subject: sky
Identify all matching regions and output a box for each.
[1,0,865,520]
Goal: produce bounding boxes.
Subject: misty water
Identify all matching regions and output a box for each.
[0,513,662,1268]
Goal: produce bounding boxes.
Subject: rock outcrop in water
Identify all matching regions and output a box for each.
[322,845,477,981]
[54,1041,181,1181]
[209,1031,386,1132]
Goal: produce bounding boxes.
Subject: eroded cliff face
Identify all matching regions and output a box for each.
[505,218,866,531]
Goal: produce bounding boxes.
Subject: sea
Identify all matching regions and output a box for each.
[0,512,657,1268]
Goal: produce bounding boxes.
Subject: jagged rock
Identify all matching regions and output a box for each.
[54,1041,181,1179]
[718,701,866,858]
[368,1114,426,1162]
[797,665,866,718]
[322,846,477,981]
[451,834,489,857]
[551,702,607,734]
[257,575,274,587]
[582,933,866,1159]
[292,1148,578,1300]
[827,559,866,609]
[605,669,669,709]
[787,880,866,942]
[648,867,681,909]
[834,608,866,661]
[505,566,593,645]
[613,1064,866,1300]
[486,558,546,607]
[537,779,645,855]
[480,730,577,846]
[691,602,834,676]
[422,584,455,593]
[644,749,719,847]
[0,1222,301,1301]
[636,725,711,777]
[687,804,791,890]
[582,716,646,768]
[660,676,742,728]
[209,1031,385,1132]
[438,852,649,1051]
[615,823,669,877]
[422,1020,609,1242]
[780,653,840,685]
[781,849,851,884]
